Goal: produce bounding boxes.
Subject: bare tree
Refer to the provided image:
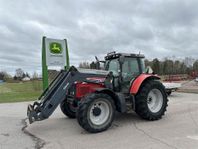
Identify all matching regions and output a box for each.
[32,71,39,80]
[79,62,90,69]
[15,68,24,80]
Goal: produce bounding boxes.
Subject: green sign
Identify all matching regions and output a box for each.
[42,37,70,90]
[49,42,62,54]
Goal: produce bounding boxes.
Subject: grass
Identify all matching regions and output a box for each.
[0,81,42,103]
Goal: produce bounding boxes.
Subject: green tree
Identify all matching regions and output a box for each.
[180,62,187,74]
[0,71,11,81]
[193,60,198,72]
[144,59,151,67]
[152,58,160,74]
[90,61,96,69]
[174,60,181,74]
[163,59,174,75]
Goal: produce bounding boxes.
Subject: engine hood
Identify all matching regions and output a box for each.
[77,68,109,76]
[77,68,108,83]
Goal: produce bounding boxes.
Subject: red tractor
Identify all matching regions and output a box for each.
[27,52,168,133]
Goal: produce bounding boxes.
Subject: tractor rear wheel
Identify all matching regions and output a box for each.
[135,80,168,120]
[76,93,115,133]
[60,98,76,118]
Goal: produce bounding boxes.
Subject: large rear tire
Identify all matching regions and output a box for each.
[76,93,115,133]
[60,98,76,118]
[135,80,168,120]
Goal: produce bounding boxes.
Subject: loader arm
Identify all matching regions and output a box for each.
[27,66,105,124]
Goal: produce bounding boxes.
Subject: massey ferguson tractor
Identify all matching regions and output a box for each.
[27,52,168,133]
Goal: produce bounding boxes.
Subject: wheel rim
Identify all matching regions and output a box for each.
[147,89,163,113]
[89,100,110,125]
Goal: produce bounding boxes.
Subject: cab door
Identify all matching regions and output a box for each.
[121,57,141,92]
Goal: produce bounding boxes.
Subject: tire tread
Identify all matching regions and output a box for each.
[135,80,168,120]
[76,93,115,133]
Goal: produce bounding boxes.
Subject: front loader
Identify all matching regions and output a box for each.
[27,52,168,133]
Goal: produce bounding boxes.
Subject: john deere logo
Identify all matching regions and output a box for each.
[49,42,62,54]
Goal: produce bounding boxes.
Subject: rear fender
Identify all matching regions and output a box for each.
[130,74,160,95]
[95,88,126,113]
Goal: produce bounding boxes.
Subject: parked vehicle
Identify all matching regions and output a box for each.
[27,52,168,133]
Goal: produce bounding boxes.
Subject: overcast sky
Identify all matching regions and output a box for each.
[0,0,198,75]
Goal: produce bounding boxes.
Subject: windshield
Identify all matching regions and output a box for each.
[105,59,119,76]
[105,57,144,77]
[122,57,140,77]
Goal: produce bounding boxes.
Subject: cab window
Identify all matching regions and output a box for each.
[122,57,140,80]
[106,59,119,76]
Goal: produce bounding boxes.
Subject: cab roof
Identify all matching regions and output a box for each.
[105,51,145,60]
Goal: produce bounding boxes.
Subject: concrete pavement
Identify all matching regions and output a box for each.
[0,102,34,149]
[0,92,198,149]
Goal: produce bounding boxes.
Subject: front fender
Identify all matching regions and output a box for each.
[130,74,160,95]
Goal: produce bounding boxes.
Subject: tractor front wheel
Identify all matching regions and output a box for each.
[60,98,76,118]
[76,93,115,133]
[135,80,168,120]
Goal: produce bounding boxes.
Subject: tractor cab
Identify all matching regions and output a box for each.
[104,52,145,92]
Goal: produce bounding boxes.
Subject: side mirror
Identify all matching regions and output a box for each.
[119,56,125,64]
